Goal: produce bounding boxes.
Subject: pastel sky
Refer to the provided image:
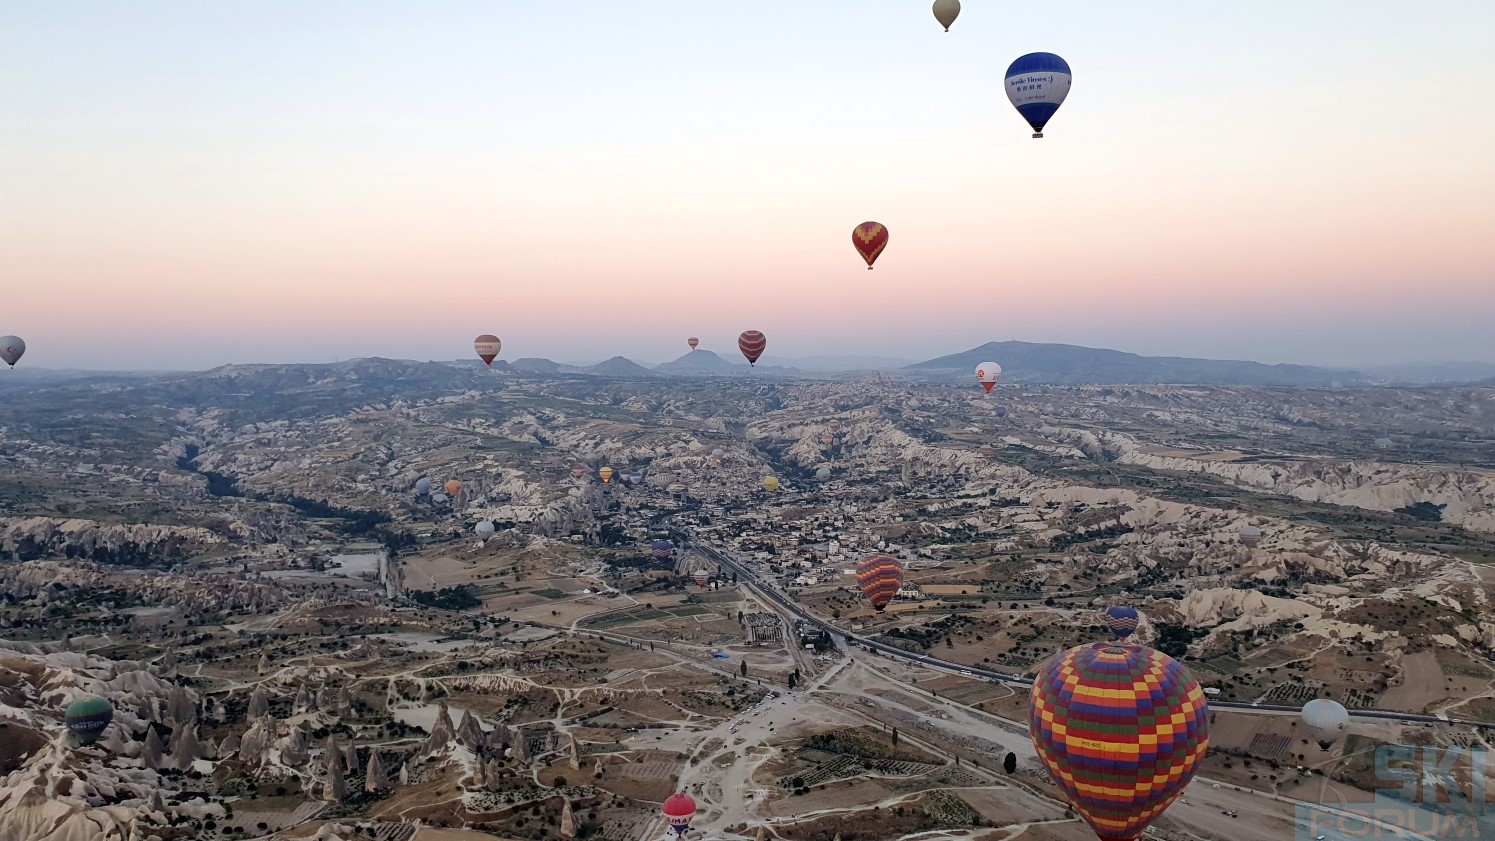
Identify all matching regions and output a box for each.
[3,1,1493,371]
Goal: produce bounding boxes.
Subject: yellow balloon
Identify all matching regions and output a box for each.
[763,476,780,492]
[599,467,614,484]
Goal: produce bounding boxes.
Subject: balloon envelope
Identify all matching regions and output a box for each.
[662,792,697,835]
[856,553,905,611]
[629,471,643,484]
[1031,643,1209,841]
[0,336,25,368]
[1301,699,1349,749]
[816,467,831,480]
[1239,525,1263,546]
[1006,53,1072,138]
[932,0,960,30]
[445,480,462,497]
[414,478,432,494]
[738,330,767,366]
[851,221,889,269]
[431,492,448,503]
[651,539,674,560]
[599,467,613,484]
[994,406,1008,418]
[687,337,699,350]
[572,465,586,479]
[693,569,709,588]
[64,696,113,745]
[976,362,1002,394]
[829,420,842,432]
[473,334,502,366]
[1104,605,1139,640]
[762,476,779,492]
[475,521,496,536]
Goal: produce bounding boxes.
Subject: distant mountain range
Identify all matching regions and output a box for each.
[13,343,1492,389]
[905,341,1371,387]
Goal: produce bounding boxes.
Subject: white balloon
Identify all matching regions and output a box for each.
[1300,699,1349,749]
[475,521,496,536]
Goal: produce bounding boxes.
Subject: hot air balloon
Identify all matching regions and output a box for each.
[431,492,449,503]
[932,0,960,31]
[599,467,613,484]
[856,553,905,612]
[694,569,709,589]
[64,696,113,746]
[650,539,674,561]
[572,465,586,479]
[762,476,779,493]
[475,521,496,537]
[829,420,842,433]
[445,480,462,497]
[820,433,834,446]
[711,448,725,464]
[994,406,1008,418]
[738,330,766,366]
[687,337,699,351]
[746,429,760,442]
[976,362,1002,393]
[980,444,993,458]
[1239,525,1263,546]
[816,467,831,481]
[0,336,25,368]
[1030,643,1209,841]
[473,334,502,366]
[415,478,432,494]
[1006,53,1072,138]
[629,470,643,484]
[662,792,697,838]
[851,221,889,270]
[1301,699,1349,750]
[1103,605,1139,640]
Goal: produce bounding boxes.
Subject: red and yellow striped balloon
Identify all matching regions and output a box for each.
[856,553,904,611]
[851,221,889,269]
[738,330,767,366]
[1030,643,1210,841]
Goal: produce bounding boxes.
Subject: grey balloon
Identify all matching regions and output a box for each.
[415,478,432,493]
[475,521,496,536]
[0,336,25,368]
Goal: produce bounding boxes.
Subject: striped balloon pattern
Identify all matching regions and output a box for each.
[1030,643,1209,841]
[650,540,673,561]
[1104,605,1139,640]
[851,221,889,269]
[738,330,767,366]
[856,553,904,611]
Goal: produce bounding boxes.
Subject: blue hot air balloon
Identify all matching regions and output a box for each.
[1005,52,1071,138]
[994,406,1008,418]
[629,471,644,484]
[1104,605,1140,640]
[651,540,674,561]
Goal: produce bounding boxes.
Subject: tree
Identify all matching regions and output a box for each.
[739,661,748,678]
[1003,752,1017,774]
[891,728,899,747]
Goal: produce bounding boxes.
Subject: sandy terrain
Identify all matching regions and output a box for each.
[1379,650,1446,712]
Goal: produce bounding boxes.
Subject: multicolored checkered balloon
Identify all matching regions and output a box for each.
[1030,642,1210,841]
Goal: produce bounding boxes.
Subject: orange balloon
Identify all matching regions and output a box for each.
[444,480,462,496]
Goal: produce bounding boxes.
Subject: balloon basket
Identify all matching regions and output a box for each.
[1032,132,1043,139]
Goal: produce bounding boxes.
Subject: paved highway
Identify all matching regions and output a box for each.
[678,533,1473,729]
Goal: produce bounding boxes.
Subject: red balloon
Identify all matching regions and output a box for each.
[662,792,697,837]
[738,330,766,366]
[851,221,889,269]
